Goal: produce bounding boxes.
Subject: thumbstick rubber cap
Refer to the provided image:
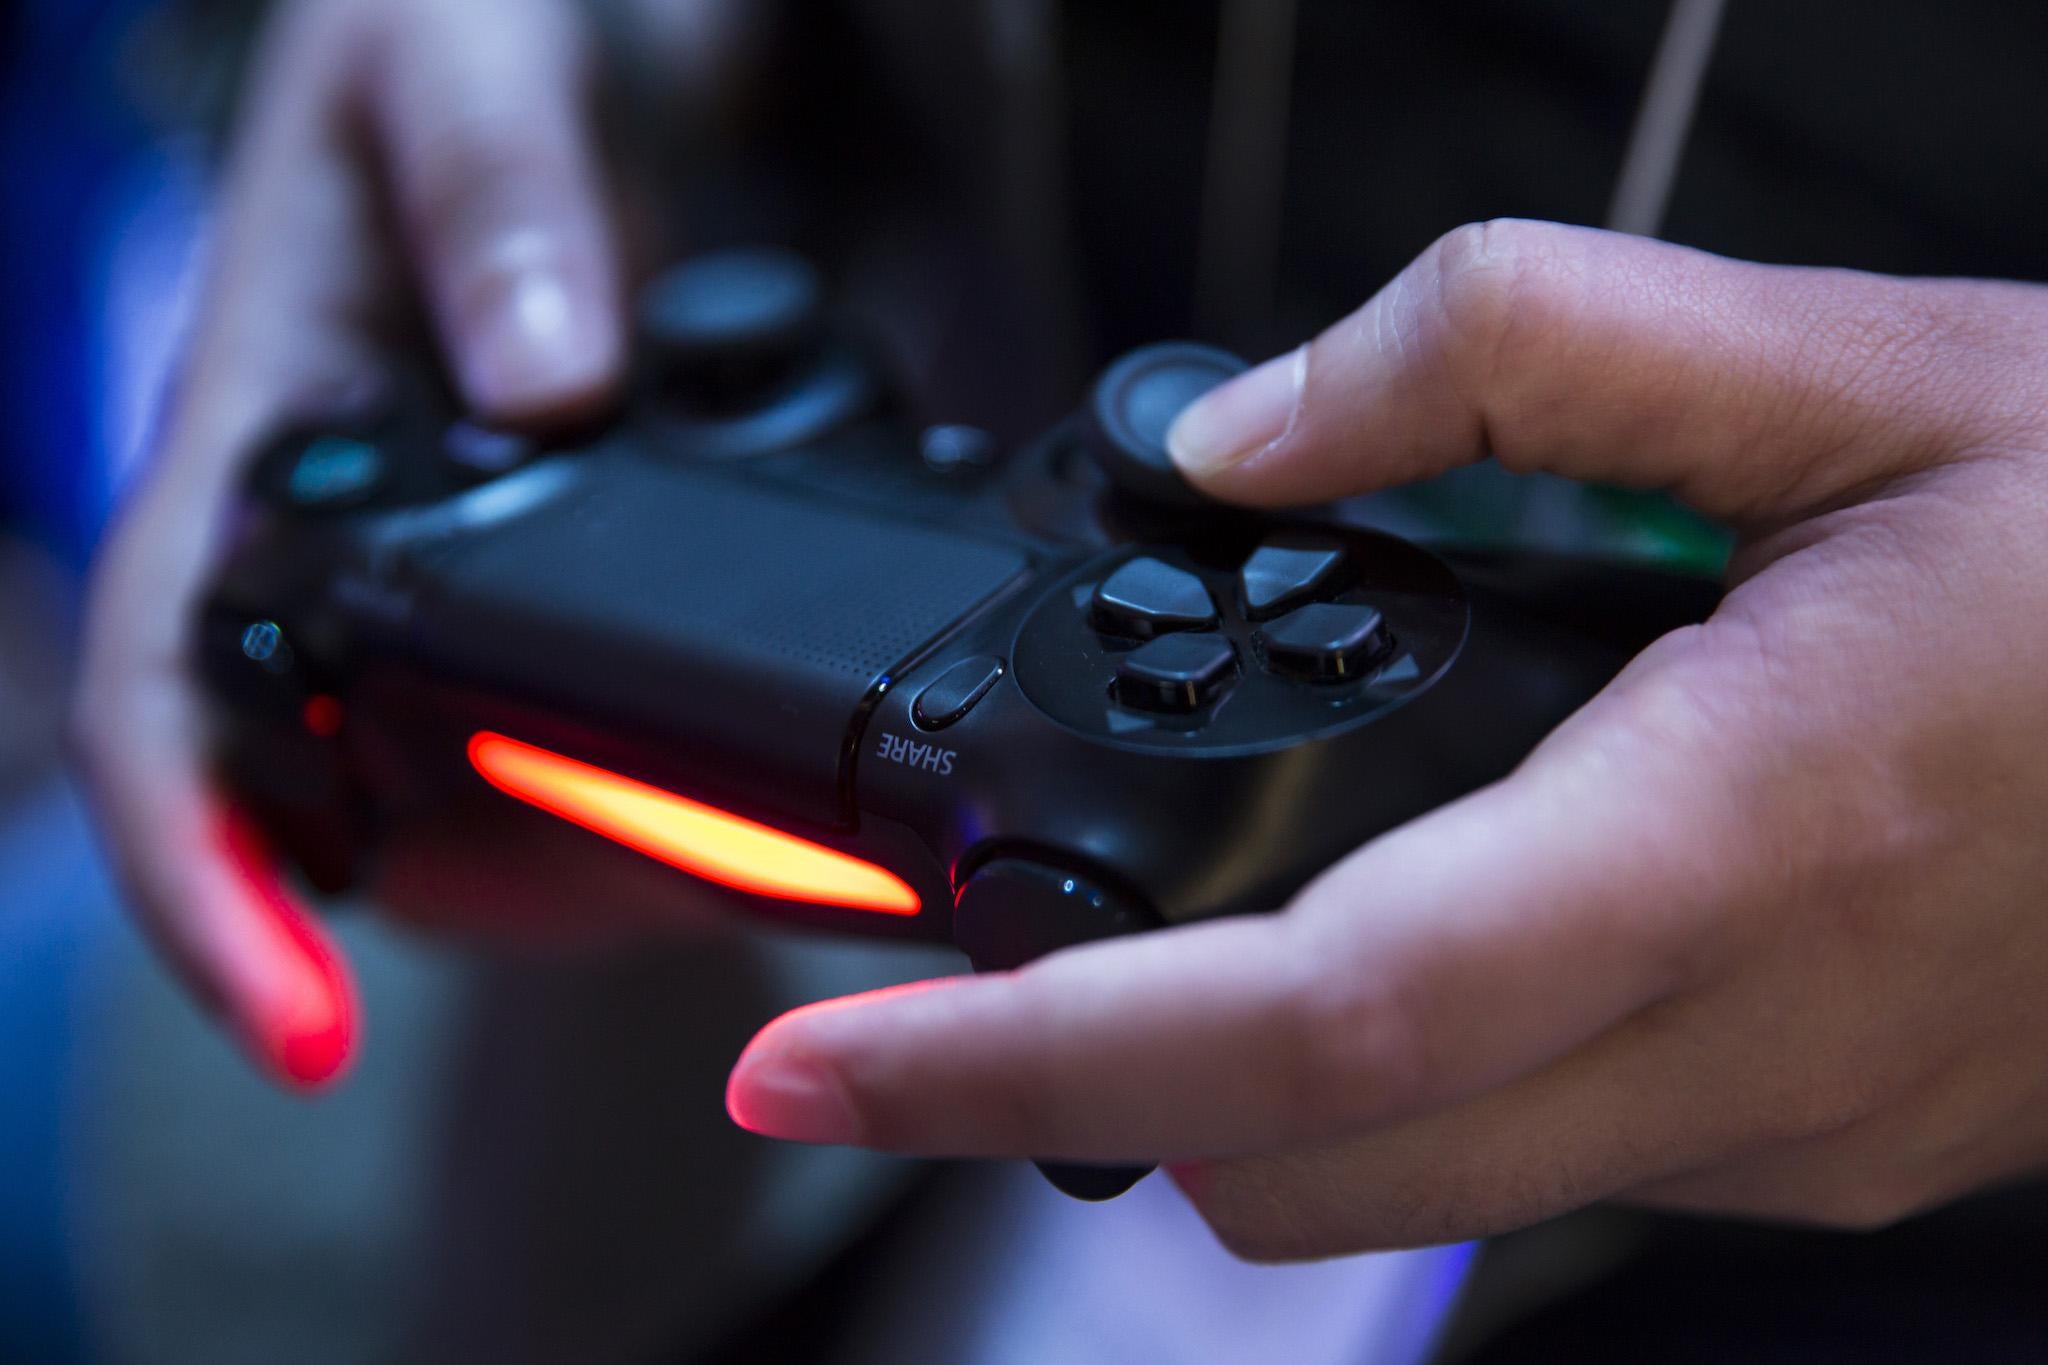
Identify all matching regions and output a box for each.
[638,248,825,379]
[1085,343,1248,506]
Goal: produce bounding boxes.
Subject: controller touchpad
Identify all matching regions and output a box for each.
[405,459,1029,825]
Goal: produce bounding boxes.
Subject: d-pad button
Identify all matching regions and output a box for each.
[1241,540,1346,619]
[1258,603,1392,682]
[1113,633,1239,714]
[1091,558,1218,639]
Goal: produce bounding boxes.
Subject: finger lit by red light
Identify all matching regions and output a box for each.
[212,808,357,1088]
[726,980,954,1141]
[466,732,922,915]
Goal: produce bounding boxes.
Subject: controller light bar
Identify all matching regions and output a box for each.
[467,732,921,915]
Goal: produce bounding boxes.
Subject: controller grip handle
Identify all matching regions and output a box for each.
[953,858,1162,1201]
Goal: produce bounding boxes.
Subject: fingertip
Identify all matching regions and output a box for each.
[725,980,961,1144]
[256,975,356,1090]
[211,808,359,1091]
[1167,346,1305,483]
[261,925,357,1090]
[725,1045,861,1146]
[455,248,623,424]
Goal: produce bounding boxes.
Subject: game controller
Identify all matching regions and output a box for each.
[202,248,1717,1200]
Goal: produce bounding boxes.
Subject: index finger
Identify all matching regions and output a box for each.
[72,1,388,1085]
[727,633,1758,1163]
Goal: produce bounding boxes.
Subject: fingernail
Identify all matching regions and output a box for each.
[461,241,615,416]
[1167,346,1305,477]
[726,1051,862,1146]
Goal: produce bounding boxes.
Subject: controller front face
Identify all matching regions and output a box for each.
[202,250,1710,1198]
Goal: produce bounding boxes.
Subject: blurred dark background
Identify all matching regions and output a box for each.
[4,2,2047,1362]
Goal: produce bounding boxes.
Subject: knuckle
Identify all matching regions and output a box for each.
[1276,935,1432,1135]
[402,124,542,257]
[1599,625,1730,743]
[371,11,594,265]
[1422,219,1589,432]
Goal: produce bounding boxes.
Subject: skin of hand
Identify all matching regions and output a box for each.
[74,0,647,1090]
[726,219,2048,1258]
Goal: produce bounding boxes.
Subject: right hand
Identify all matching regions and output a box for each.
[73,0,742,1089]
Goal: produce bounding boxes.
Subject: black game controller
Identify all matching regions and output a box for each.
[202,248,1717,1200]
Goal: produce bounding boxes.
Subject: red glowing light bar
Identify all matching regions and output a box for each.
[467,732,921,915]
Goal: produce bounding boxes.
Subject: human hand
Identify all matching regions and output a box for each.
[75,0,637,1088]
[726,220,2048,1256]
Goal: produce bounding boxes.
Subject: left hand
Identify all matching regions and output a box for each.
[72,0,765,1088]
[723,220,2048,1258]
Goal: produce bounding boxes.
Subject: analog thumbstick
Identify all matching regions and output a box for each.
[1083,343,1248,507]
[638,249,826,405]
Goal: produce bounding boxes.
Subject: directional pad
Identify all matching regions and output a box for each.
[1092,558,1218,639]
[1240,541,1346,619]
[1258,604,1392,682]
[1113,634,1238,713]
[1013,527,1465,750]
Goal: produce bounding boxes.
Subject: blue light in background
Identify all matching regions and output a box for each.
[1,0,206,568]
[0,3,197,1358]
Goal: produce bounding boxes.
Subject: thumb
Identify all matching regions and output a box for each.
[1167,219,2043,524]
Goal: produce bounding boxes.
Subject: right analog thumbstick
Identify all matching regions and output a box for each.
[1083,343,1249,507]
